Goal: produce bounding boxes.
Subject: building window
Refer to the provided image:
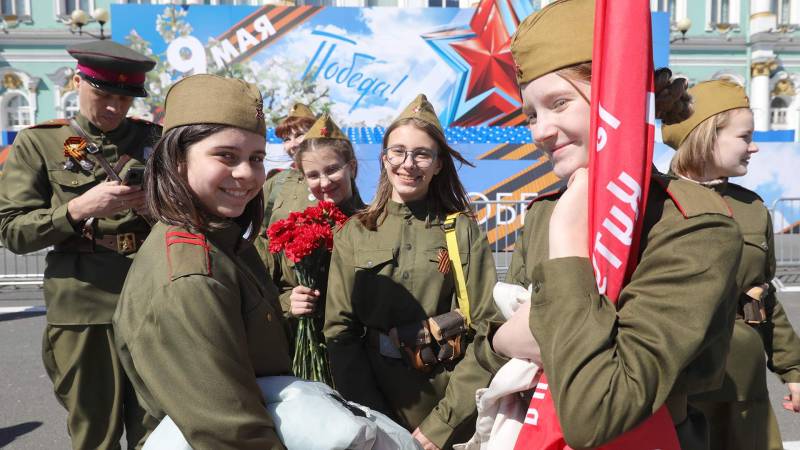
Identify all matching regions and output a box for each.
[56,0,95,17]
[0,0,31,16]
[428,0,459,6]
[775,0,800,26]
[62,92,79,120]
[651,0,677,21]
[707,0,742,30]
[4,93,32,131]
[771,97,789,126]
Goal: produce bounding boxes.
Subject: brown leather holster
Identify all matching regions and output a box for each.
[388,310,467,372]
[741,285,767,325]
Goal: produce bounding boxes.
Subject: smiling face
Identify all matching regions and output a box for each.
[183,127,267,219]
[709,108,758,179]
[383,124,442,203]
[75,74,134,133]
[521,71,592,180]
[300,145,355,205]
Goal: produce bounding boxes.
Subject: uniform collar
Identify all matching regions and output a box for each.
[75,113,131,139]
[669,168,729,193]
[337,195,364,217]
[206,222,245,254]
[386,198,429,220]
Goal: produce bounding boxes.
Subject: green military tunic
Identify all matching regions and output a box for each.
[690,181,800,450]
[505,172,743,449]
[0,113,160,450]
[113,221,293,450]
[324,200,508,449]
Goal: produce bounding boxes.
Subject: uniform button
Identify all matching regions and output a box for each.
[761,242,768,250]
[266,312,273,322]
[70,180,78,186]
[405,244,412,251]
[532,281,542,293]
[406,219,413,225]
[366,260,374,268]
[402,272,410,280]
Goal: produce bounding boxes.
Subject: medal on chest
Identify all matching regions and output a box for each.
[62,136,95,173]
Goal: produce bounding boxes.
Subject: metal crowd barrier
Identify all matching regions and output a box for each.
[0,198,797,287]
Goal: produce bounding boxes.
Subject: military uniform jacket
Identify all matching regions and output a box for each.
[692,181,800,403]
[0,114,159,324]
[505,173,743,448]
[324,200,508,448]
[113,222,292,450]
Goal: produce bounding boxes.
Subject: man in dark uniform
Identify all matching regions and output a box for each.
[0,41,161,449]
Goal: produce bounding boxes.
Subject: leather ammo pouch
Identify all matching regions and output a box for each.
[741,285,767,324]
[389,310,467,372]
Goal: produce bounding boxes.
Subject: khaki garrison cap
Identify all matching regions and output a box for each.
[510,0,594,85]
[287,103,316,120]
[393,94,443,134]
[163,74,266,135]
[661,80,750,149]
[304,113,348,141]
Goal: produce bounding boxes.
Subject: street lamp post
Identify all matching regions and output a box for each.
[66,8,109,40]
[670,17,692,44]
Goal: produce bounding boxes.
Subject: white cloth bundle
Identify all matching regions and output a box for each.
[453,282,541,450]
[143,376,421,450]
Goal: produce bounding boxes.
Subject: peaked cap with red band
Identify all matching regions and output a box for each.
[68,40,156,98]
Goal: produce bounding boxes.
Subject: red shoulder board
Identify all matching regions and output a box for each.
[165,229,212,280]
[27,119,70,129]
[527,188,564,210]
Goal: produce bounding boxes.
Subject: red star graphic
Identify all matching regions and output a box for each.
[450,0,519,102]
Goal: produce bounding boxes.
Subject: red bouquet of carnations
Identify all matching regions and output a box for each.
[267,201,347,384]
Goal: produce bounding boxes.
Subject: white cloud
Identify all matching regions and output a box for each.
[739,143,800,198]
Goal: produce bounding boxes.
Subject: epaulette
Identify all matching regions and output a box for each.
[27,119,69,129]
[165,228,211,280]
[527,187,565,210]
[725,181,764,204]
[652,172,733,219]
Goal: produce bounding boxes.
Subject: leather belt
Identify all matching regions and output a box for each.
[54,233,146,255]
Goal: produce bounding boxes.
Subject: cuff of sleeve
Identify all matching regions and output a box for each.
[780,370,800,384]
[475,320,511,372]
[418,410,456,449]
[530,256,598,307]
[51,203,78,235]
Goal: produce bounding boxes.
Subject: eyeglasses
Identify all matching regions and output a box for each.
[303,164,348,184]
[383,146,437,168]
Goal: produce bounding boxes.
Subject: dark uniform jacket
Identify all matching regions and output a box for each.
[0,114,159,324]
[505,172,743,448]
[114,222,292,450]
[324,200,508,448]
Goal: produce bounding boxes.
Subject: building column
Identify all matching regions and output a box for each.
[751,60,776,131]
[750,0,776,34]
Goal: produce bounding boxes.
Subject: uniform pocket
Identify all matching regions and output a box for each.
[354,248,395,270]
[47,168,96,193]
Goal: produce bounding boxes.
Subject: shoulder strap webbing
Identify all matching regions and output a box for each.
[444,213,471,328]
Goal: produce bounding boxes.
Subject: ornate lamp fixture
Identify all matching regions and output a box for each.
[65,8,109,40]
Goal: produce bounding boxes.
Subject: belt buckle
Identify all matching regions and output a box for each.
[117,233,137,254]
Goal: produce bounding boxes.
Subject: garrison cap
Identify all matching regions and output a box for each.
[304,113,348,141]
[163,74,266,136]
[393,94,443,134]
[510,0,594,85]
[68,40,155,98]
[287,103,316,120]
[661,80,750,149]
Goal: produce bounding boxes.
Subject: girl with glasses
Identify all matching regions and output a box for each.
[269,114,364,335]
[490,0,745,447]
[324,94,507,450]
[662,80,800,450]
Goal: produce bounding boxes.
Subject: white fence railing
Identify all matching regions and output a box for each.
[1,198,798,287]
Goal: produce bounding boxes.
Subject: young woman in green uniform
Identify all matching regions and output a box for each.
[490,0,745,447]
[270,114,365,328]
[113,74,292,450]
[324,94,507,450]
[662,80,800,450]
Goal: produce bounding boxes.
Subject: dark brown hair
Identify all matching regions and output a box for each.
[144,124,264,240]
[555,63,693,124]
[275,116,315,141]
[356,118,474,231]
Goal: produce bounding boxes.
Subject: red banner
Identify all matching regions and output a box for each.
[514,1,680,448]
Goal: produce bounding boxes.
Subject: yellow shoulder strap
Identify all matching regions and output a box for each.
[444,213,471,328]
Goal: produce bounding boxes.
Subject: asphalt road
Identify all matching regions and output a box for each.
[1,287,799,449]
